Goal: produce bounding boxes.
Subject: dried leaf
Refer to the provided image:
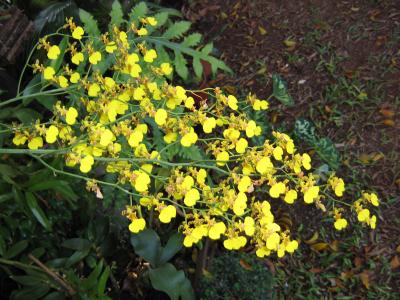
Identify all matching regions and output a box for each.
[329,240,339,252]
[383,119,395,127]
[258,26,267,35]
[390,255,400,270]
[360,271,370,289]
[304,232,319,245]
[283,39,296,50]
[309,267,323,273]
[311,242,329,251]
[396,245,400,253]
[239,259,253,270]
[379,108,395,118]
[354,256,363,268]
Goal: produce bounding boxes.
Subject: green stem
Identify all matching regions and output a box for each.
[0,258,42,271]
[0,88,73,108]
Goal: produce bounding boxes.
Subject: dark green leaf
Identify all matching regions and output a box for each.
[11,275,45,286]
[149,263,195,300]
[12,108,41,124]
[314,138,341,170]
[97,265,110,296]
[294,118,317,144]
[11,284,50,300]
[25,192,52,231]
[130,229,161,267]
[174,50,188,80]
[159,233,183,265]
[4,240,28,259]
[272,74,294,106]
[62,238,91,251]
[43,291,66,300]
[65,249,90,267]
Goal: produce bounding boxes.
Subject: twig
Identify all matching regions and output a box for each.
[28,254,76,297]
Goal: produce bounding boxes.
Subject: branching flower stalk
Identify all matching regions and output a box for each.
[0,16,379,259]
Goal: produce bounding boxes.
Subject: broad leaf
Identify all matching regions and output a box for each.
[130,229,161,267]
[110,0,124,28]
[272,74,294,106]
[163,21,191,39]
[25,192,52,231]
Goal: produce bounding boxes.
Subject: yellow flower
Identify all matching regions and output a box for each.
[284,190,297,204]
[235,138,248,154]
[238,175,251,193]
[66,107,78,125]
[161,62,173,75]
[233,192,247,216]
[144,49,157,63]
[47,45,60,60]
[224,236,247,250]
[203,117,216,133]
[146,17,158,26]
[303,186,319,204]
[28,137,43,150]
[13,133,27,146]
[80,155,94,173]
[285,240,298,253]
[256,157,273,175]
[119,31,127,43]
[245,120,257,138]
[184,96,194,109]
[88,83,100,97]
[134,172,151,192]
[370,193,379,206]
[302,153,312,170]
[180,128,198,147]
[334,218,348,231]
[195,169,206,185]
[286,140,295,154]
[105,42,117,53]
[43,66,55,80]
[45,125,59,144]
[369,215,377,229]
[159,205,176,223]
[58,76,69,88]
[227,95,238,110]
[253,99,268,110]
[155,108,168,126]
[269,182,286,198]
[89,51,101,64]
[273,146,283,161]
[129,218,146,233]
[357,208,370,222]
[164,132,177,144]
[137,28,148,36]
[266,232,280,250]
[100,129,114,147]
[128,131,144,148]
[184,188,200,206]
[216,151,229,166]
[71,52,84,65]
[208,222,226,240]
[70,72,80,83]
[72,26,84,40]
[244,216,255,236]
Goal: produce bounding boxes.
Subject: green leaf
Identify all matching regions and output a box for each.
[193,57,203,79]
[65,249,90,267]
[201,42,213,55]
[174,51,188,80]
[272,74,294,106]
[159,233,183,265]
[43,291,66,300]
[182,33,202,47]
[4,240,28,259]
[25,192,52,231]
[34,1,77,35]
[178,145,205,161]
[62,238,91,251]
[314,138,341,170]
[12,108,41,124]
[149,263,195,300]
[294,119,340,169]
[129,2,148,25]
[11,275,45,286]
[130,229,161,267]
[294,118,317,144]
[154,12,169,28]
[110,0,124,28]
[97,265,110,296]
[28,180,78,201]
[79,9,101,37]
[163,21,191,40]
[10,284,50,300]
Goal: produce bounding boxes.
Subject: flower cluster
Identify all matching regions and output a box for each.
[11,18,379,258]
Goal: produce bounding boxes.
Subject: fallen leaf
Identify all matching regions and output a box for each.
[239,259,253,270]
[351,6,360,12]
[283,39,296,50]
[390,255,400,270]
[258,26,267,35]
[311,242,329,251]
[354,257,363,268]
[309,267,323,273]
[379,108,395,118]
[304,232,319,244]
[329,240,339,252]
[382,119,395,126]
[341,270,354,280]
[359,271,371,289]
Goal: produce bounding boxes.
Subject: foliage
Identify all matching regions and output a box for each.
[199,252,274,300]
